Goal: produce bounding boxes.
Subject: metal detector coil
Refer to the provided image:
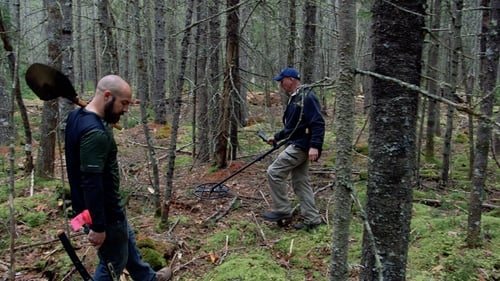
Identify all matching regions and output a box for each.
[193,132,287,200]
[193,182,230,199]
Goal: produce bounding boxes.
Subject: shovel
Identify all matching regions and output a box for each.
[25,63,87,107]
[25,63,121,129]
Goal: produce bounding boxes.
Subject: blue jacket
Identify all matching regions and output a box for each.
[274,87,325,156]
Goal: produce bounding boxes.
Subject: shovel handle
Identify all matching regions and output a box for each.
[57,230,94,281]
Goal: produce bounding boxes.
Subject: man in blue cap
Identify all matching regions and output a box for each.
[262,67,325,230]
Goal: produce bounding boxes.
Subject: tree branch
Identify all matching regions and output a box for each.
[355,68,500,132]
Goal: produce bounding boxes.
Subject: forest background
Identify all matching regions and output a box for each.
[0,0,499,280]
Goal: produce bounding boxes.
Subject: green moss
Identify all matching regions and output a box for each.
[0,194,53,228]
[201,252,289,281]
[137,237,156,249]
[23,212,48,228]
[141,247,166,270]
[353,143,368,155]
[453,132,469,144]
[408,212,500,280]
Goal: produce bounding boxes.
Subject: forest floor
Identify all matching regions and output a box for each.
[0,96,499,281]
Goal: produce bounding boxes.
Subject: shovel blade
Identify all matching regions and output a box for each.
[25,63,77,102]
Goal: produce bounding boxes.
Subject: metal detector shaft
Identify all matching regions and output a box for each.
[57,230,94,281]
[209,140,287,194]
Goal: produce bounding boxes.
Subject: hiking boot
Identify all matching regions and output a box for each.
[262,211,292,222]
[293,221,323,231]
[157,267,172,281]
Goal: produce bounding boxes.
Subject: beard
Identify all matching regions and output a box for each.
[103,96,122,124]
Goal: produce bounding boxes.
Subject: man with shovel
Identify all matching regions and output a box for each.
[65,75,172,280]
[262,67,325,230]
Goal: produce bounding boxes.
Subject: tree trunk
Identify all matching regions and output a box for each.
[166,0,178,113]
[229,3,241,161]
[208,0,222,157]
[133,0,160,210]
[360,1,425,280]
[36,0,62,179]
[466,0,499,248]
[194,0,210,162]
[0,64,12,146]
[0,7,33,174]
[75,0,84,95]
[301,0,317,84]
[163,0,195,222]
[441,0,464,186]
[59,0,74,135]
[287,0,297,66]
[424,0,443,162]
[97,0,118,75]
[330,1,355,280]
[214,0,239,168]
[153,0,167,124]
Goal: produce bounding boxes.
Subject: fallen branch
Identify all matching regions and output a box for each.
[14,231,85,251]
[206,195,239,222]
[482,203,499,210]
[251,211,267,242]
[414,198,442,207]
[173,253,210,273]
[218,235,229,265]
[414,199,498,210]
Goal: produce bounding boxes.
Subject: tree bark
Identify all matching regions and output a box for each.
[301,0,317,84]
[97,0,118,75]
[163,0,195,222]
[360,1,425,280]
[441,0,464,186]
[208,0,222,157]
[59,0,74,135]
[36,0,62,179]
[133,0,160,210]
[330,1,355,280]
[287,0,297,67]
[424,0,443,162]
[214,0,239,168]
[153,0,167,124]
[0,7,33,174]
[467,0,499,248]
[194,0,210,162]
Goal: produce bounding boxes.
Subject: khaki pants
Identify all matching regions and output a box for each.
[267,145,321,224]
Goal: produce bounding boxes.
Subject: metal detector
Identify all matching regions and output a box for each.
[193,131,286,199]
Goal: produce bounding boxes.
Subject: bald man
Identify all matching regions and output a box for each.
[65,75,171,280]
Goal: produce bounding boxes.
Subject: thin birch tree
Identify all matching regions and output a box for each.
[330,1,355,280]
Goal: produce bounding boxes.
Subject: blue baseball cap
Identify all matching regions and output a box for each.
[273,67,300,81]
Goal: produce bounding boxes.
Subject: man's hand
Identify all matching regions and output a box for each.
[309,147,319,162]
[88,230,106,249]
[267,136,277,146]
